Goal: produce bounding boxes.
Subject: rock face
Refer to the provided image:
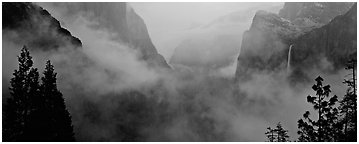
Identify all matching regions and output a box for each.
[42,2,170,68]
[126,6,170,69]
[3,2,169,69]
[235,2,356,81]
[235,10,301,79]
[279,2,354,26]
[2,2,82,51]
[290,3,357,81]
[169,4,284,72]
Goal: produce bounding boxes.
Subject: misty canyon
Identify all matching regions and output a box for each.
[2,2,357,142]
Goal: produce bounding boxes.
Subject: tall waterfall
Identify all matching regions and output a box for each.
[287,44,293,72]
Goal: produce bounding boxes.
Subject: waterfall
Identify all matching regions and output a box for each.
[287,44,293,72]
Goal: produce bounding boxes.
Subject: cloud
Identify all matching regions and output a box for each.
[2,2,351,142]
[130,2,284,60]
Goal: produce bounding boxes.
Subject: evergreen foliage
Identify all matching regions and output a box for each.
[265,122,290,142]
[338,59,357,141]
[297,76,340,142]
[3,46,75,141]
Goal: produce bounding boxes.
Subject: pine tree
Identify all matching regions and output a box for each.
[40,60,75,141]
[297,76,340,142]
[3,46,75,141]
[265,127,276,142]
[297,111,316,142]
[265,122,290,142]
[276,122,290,142]
[339,59,357,141]
[3,46,40,141]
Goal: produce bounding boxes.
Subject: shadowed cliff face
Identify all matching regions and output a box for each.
[235,10,301,80]
[235,2,356,82]
[2,2,82,51]
[289,3,357,82]
[37,2,170,69]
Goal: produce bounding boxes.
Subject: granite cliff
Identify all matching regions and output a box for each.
[2,2,82,51]
[235,2,356,82]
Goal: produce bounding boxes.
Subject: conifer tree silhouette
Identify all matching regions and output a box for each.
[3,46,75,141]
[275,122,290,142]
[40,60,75,141]
[297,76,340,142]
[339,58,357,141]
[265,122,290,142]
[3,46,40,141]
[265,127,276,142]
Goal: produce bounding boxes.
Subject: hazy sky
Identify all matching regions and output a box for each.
[130,2,284,59]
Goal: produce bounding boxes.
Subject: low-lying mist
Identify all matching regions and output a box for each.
[167,4,284,70]
[2,3,350,141]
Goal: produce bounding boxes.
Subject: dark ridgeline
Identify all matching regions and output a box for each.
[3,46,75,142]
[2,2,82,51]
[44,2,171,69]
[2,2,169,68]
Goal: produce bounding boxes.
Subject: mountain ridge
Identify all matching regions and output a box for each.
[235,2,356,81]
[3,2,170,69]
[3,2,82,51]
